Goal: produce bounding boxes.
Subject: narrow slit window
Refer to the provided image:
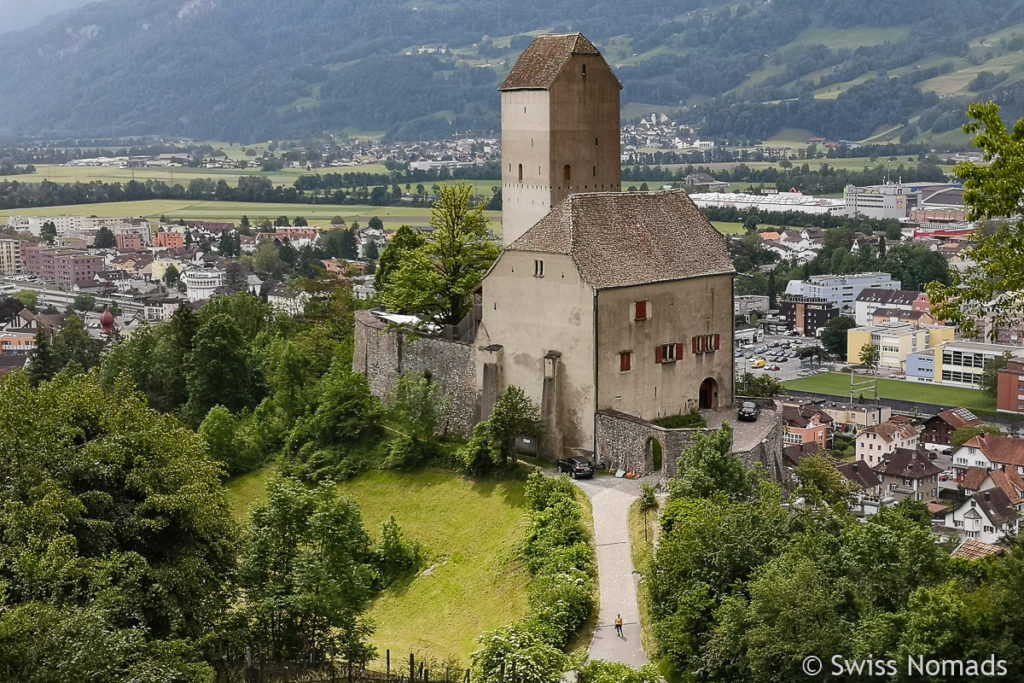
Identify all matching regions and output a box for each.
[563,165,571,182]
[518,164,523,182]
[582,64,587,77]
[533,259,544,277]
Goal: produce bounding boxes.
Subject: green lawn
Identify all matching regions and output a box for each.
[225,467,531,668]
[782,373,996,412]
[0,199,501,230]
[0,163,390,187]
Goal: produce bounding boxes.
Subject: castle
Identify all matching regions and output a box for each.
[354,34,781,476]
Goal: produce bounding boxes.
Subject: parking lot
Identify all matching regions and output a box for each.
[734,333,832,384]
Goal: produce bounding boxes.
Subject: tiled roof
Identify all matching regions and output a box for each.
[874,447,941,479]
[861,421,918,443]
[961,466,989,492]
[837,460,882,489]
[952,538,1006,560]
[499,33,621,91]
[967,433,1024,468]
[971,488,1019,526]
[781,404,832,428]
[988,469,1024,505]
[508,191,734,289]
[934,407,983,430]
[783,442,823,467]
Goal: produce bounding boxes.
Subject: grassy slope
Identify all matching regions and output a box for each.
[782,372,996,412]
[225,467,532,667]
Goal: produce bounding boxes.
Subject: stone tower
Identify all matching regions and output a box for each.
[499,33,622,246]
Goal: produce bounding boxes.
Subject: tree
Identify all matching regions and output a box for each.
[950,424,1003,451]
[486,385,542,462]
[471,625,565,683]
[292,216,308,226]
[981,352,1011,397]
[382,184,500,324]
[0,373,236,678]
[40,221,56,244]
[858,342,880,369]
[928,102,1024,339]
[669,423,753,501]
[185,314,260,422]
[163,263,181,288]
[821,315,857,357]
[388,372,448,439]
[27,328,58,386]
[71,293,96,312]
[13,289,37,309]
[199,404,248,474]
[239,476,378,667]
[217,229,237,257]
[93,226,116,248]
[53,314,101,372]
[274,215,290,227]
[364,239,379,260]
[374,224,425,290]
[253,242,281,274]
[794,455,858,508]
[368,216,383,230]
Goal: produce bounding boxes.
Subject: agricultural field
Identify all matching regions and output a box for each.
[782,373,997,413]
[226,468,532,667]
[0,199,502,230]
[0,163,391,187]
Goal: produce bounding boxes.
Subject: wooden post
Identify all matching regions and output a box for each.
[387,650,391,679]
[347,659,353,682]
[410,653,416,681]
[464,668,470,683]
[419,662,424,680]
[499,661,505,683]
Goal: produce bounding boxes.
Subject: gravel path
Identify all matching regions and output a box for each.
[571,474,649,667]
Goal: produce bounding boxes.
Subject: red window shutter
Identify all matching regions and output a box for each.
[692,337,699,354]
[655,346,663,364]
[676,342,685,360]
[635,300,647,320]
[714,333,720,350]
[620,352,631,372]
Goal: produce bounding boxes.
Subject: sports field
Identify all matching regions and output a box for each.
[783,372,996,412]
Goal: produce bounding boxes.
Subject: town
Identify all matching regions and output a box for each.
[4,20,1024,683]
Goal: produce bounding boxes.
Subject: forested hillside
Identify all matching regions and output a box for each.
[0,0,1022,143]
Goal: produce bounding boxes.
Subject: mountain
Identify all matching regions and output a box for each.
[0,0,98,34]
[0,0,1022,144]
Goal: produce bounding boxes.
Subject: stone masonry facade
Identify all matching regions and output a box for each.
[353,310,479,437]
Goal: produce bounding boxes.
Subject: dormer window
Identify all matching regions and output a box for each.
[533,259,544,277]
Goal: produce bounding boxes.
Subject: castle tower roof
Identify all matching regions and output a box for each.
[499,33,622,91]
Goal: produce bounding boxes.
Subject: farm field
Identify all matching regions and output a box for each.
[0,163,390,187]
[782,372,996,412]
[0,199,502,230]
[225,467,533,667]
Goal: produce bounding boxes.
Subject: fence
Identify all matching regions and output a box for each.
[226,651,472,683]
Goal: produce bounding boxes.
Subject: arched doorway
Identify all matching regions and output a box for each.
[699,377,718,410]
[644,437,664,472]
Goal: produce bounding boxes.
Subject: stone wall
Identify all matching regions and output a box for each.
[353,310,479,437]
[594,408,785,481]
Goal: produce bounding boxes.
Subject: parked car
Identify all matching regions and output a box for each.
[557,456,595,479]
[768,365,780,371]
[738,401,760,422]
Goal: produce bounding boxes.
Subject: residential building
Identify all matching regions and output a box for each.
[920,408,984,449]
[21,245,105,290]
[872,446,941,502]
[784,272,899,315]
[943,489,1020,544]
[266,281,310,316]
[854,288,931,326]
[870,307,938,327]
[817,400,891,434]
[500,32,622,245]
[153,232,185,249]
[837,460,886,515]
[779,296,839,336]
[856,421,919,466]
[997,359,1024,414]
[115,233,144,251]
[959,467,1024,503]
[952,433,1024,479]
[0,238,23,275]
[780,403,833,447]
[733,295,769,319]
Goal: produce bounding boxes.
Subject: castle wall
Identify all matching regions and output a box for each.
[353,310,479,437]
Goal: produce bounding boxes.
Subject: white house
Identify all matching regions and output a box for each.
[952,433,1024,480]
[855,421,918,466]
[944,489,1020,545]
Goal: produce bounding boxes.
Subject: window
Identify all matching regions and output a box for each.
[635,300,648,321]
[655,343,684,364]
[619,351,631,372]
[581,64,587,77]
[594,137,599,147]
[691,333,721,354]
[563,165,571,182]
[593,165,597,177]
[984,525,994,533]
[518,164,523,182]
[533,259,544,277]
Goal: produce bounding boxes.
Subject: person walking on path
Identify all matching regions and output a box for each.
[615,614,623,637]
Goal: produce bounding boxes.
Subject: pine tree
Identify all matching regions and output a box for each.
[27,329,58,386]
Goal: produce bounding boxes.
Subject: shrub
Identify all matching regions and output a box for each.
[653,411,707,429]
[374,514,422,587]
[471,624,565,683]
[524,471,575,511]
[640,482,658,511]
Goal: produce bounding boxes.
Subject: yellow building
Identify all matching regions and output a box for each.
[846,321,954,370]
